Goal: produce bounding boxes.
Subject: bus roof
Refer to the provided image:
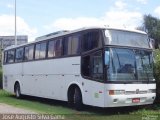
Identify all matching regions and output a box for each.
[4,26,147,50]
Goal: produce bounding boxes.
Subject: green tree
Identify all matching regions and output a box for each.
[138,14,160,48]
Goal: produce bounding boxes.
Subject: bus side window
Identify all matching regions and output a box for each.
[63,34,81,56]
[7,50,15,63]
[48,40,55,58]
[92,51,103,80]
[81,55,91,77]
[81,51,103,81]
[28,45,34,60]
[55,39,62,57]
[24,46,29,61]
[15,47,24,62]
[3,51,7,64]
[35,42,47,59]
[82,30,102,52]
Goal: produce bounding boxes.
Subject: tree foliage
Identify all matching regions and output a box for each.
[141,15,160,48]
[154,49,160,101]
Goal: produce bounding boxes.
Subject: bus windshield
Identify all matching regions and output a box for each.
[105,48,154,81]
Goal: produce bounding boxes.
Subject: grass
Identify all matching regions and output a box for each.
[0,90,160,120]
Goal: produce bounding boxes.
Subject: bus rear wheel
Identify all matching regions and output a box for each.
[14,83,21,98]
[73,87,83,110]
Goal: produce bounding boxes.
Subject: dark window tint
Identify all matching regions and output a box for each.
[35,42,47,59]
[81,51,103,81]
[82,31,102,52]
[40,42,47,58]
[28,45,34,60]
[35,44,40,59]
[7,50,15,63]
[24,45,34,61]
[15,47,24,62]
[55,39,62,57]
[64,35,80,55]
[82,55,91,77]
[48,40,55,58]
[24,47,29,61]
[3,51,7,63]
[92,52,103,80]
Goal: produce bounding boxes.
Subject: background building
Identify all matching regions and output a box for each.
[0,35,28,49]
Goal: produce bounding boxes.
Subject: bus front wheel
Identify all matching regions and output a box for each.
[14,83,21,98]
[73,87,83,110]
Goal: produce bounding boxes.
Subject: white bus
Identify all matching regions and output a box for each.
[3,27,156,110]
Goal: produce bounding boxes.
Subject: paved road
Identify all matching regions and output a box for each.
[0,103,36,114]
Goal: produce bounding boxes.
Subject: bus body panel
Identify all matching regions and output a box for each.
[104,84,156,107]
[81,79,105,107]
[3,57,81,101]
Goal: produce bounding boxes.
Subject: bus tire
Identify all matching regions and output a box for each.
[14,83,21,99]
[74,87,83,111]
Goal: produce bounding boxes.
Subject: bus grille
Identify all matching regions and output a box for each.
[125,90,148,95]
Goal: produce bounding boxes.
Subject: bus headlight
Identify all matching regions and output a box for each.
[148,89,156,93]
[109,90,125,95]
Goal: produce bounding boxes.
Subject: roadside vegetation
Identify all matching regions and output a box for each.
[0,90,160,120]
[154,49,160,102]
[0,67,2,89]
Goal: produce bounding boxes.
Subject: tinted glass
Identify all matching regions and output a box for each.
[81,51,103,81]
[28,45,34,60]
[92,51,103,80]
[4,52,7,63]
[7,50,15,63]
[64,35,80,56]
[48,40,55,58]
[82,31,102,52]
[71,35,80,54]
[15,47,24,62]
[55,39,62,57]
[24,46,29,61]
[35,42,46,59]
[35,43,41,59]
[40,42,46,59]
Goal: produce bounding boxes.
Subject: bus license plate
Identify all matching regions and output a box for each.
[132,98,140,103]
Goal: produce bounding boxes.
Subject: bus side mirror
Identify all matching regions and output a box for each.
[105,51,110,67]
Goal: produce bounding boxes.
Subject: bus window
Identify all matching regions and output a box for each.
[82,31,102,52]
[15,47,24,62]
[28,45,34,60]
[92,51,103,80]
[81,51,103,81]
[82,55,90,77]
[3,51,7,64]
[48,40,55,58]
[55,39,62,57]
[35,42,47,59]
[63,35,80,56]
[25,45,34,61]
[40,42,47,59]
[24,47,29,61]
[7,50,15,63]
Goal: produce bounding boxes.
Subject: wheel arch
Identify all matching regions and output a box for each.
[67,82,84,103]
[14,80,21,93]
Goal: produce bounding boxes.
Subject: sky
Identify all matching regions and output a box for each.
[0,0,160,42]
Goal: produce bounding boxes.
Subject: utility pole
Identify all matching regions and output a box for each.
[15,0,17,45]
